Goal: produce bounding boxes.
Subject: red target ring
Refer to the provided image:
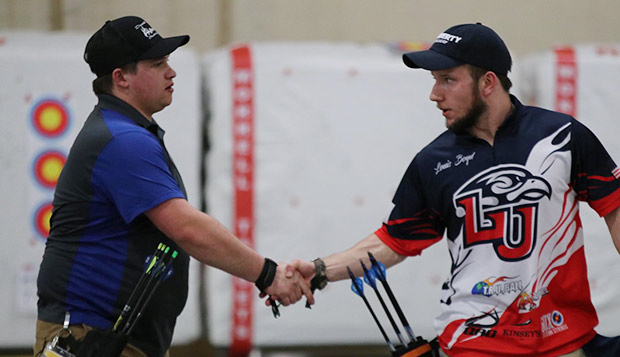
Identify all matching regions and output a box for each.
[33,150,66,188]
[34,202,54,239]
[31,98,69,138]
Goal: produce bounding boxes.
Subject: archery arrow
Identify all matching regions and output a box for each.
[361,259,407,347]
[368,251,416,342]
[348,266,395,352]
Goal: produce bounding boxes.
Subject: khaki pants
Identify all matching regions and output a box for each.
[438,347,586,357]
[34,319,166,357]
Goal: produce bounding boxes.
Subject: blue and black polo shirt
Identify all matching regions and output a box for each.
[37,93,189,356]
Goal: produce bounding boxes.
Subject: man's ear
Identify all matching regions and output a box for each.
[480,71,498,96]
[112,68,129,89]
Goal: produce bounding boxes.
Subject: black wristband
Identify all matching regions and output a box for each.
[310,258,328,291]
[255,258,278,292]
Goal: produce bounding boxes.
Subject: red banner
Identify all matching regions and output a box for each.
[554,46,577,117]
[229,44,255,356]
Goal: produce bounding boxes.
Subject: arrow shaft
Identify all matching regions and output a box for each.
[369,252,417,342]
[123,265,170,336]
[371,285,406,346]
[378,278,416,341]
[114,244,166,332]
[360,294,395,352]
[121,253,172,335]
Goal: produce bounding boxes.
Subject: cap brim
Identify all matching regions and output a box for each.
[403,50,462,70]
[138,35,190,60]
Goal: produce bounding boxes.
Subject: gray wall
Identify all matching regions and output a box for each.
[1,0,619,56]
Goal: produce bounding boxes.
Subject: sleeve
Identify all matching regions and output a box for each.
[375,158,444,256]
[93,130,186,223]
[571,118,620,217]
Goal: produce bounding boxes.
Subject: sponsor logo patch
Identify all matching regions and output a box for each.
[541,310,568,338]
[517,287,549,313]
[462,310,498,338]
[503,328,542,339]
[135,21,158,39]
[435,32,463,45]
[472,276,523,297]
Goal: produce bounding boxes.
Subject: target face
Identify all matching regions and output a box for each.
[33,202,54,239]
[30,98,70,138]
[33,150,66,188]
[551,311,564,326]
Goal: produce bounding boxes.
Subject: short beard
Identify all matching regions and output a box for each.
[447,87,487,135]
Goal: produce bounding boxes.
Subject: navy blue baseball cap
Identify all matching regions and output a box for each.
[84,16,190,77]
[403,23,512,76]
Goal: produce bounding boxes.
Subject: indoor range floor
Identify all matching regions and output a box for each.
[1,339,393,357]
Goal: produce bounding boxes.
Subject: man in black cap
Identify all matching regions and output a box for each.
[286,23,620,356]
[35,16,312,357]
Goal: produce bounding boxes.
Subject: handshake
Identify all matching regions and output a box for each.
[255,258,325,314]
[252,235,405,316]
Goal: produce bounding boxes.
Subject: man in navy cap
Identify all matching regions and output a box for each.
[35,16,312,357]
[287,23,620,356]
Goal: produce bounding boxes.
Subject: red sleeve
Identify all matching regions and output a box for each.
[375,225,442,257]
[589,186,620,217]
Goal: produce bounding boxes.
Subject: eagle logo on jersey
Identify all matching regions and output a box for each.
[453,165,551,261]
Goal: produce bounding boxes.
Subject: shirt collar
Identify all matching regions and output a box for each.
[497,94,522,131]
[97,93,165,138]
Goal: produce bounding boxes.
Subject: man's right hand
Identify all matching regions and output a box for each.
[264,264,314,306]
[285,259,316,281]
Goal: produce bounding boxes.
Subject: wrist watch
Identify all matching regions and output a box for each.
[311,258,328,290]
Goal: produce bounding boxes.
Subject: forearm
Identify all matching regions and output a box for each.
[323,233,406,282]
[181,211,264,281]
[147,198,264,283]
[148,198,313,305]
[604,205,620,255]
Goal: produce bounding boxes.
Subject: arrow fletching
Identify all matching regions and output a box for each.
[348,267,364,297]
[361,260,377,289]
[368,252,387,281]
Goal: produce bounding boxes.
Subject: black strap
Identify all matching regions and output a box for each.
[254,258,278,292]
[254,258,280,318]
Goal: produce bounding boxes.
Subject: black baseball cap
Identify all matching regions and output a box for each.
[403,23,512,76]
[84,16,190,77]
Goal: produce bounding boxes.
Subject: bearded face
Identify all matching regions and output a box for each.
[447,82,488,134]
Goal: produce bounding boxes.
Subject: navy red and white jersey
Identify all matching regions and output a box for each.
[376,96,620,356]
